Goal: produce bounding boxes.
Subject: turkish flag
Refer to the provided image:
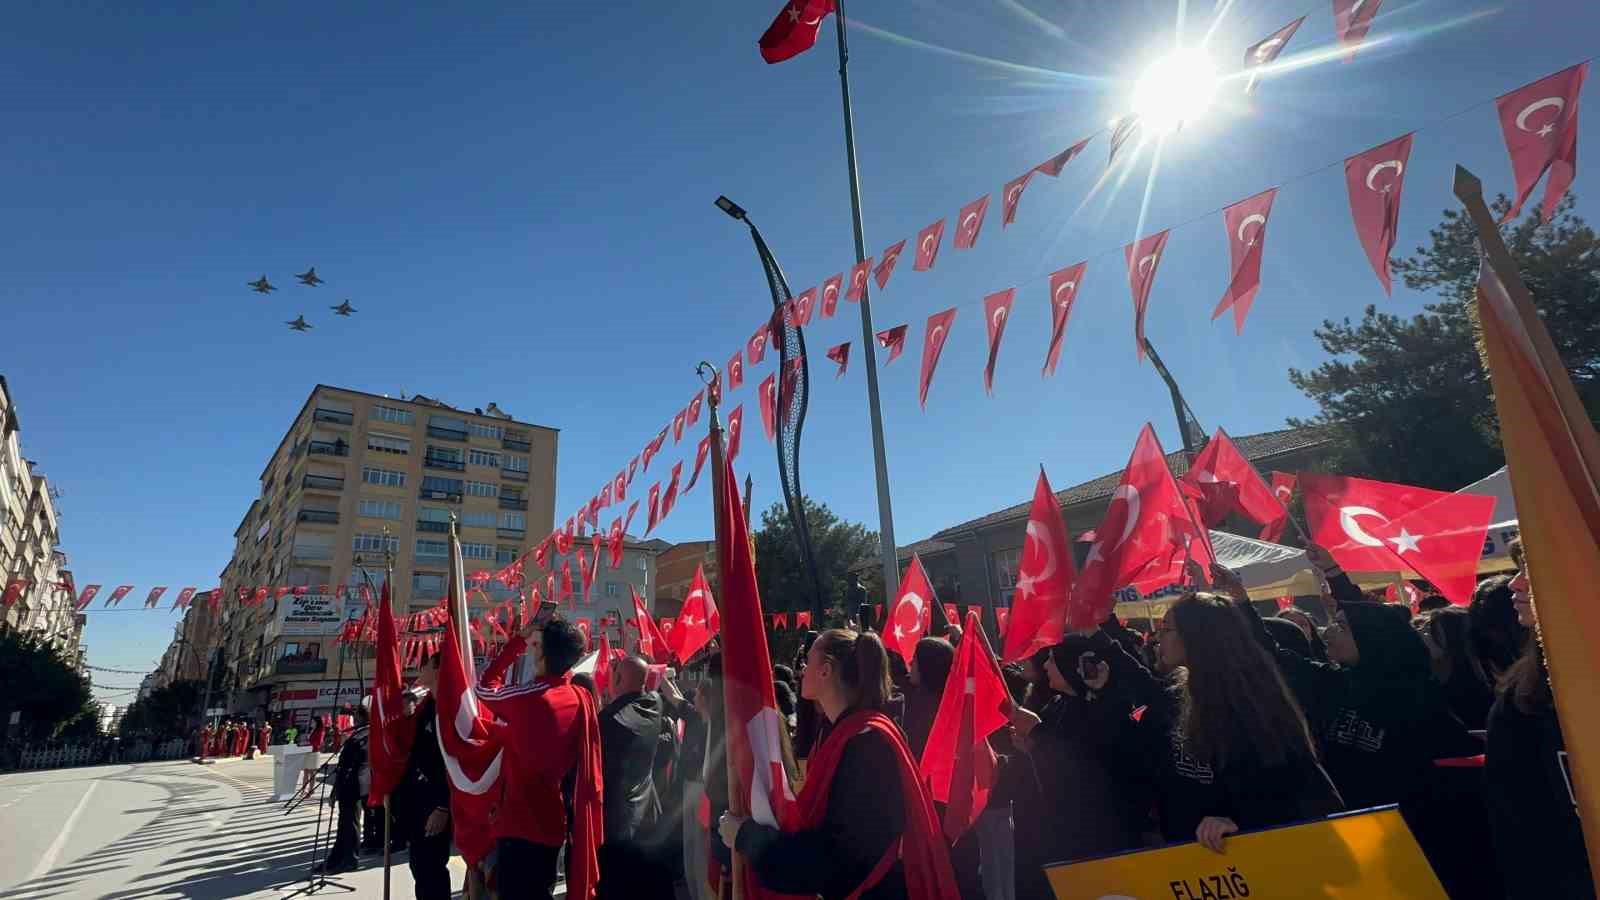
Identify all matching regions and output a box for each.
[994,607,1009,636]
[1003,469,1077,662]
[981,288,1015,395]
[105,584,134,607]
[687,389,704,427]
[1036,135,1091,177]
[599,483,614,511]
[953,195,989,249]
[727,405,745,463]
[759,0,835,63]
[628,455,639,484]
[606,515,625,568]
[611,472,626,509]
[646,481,663,535]
[1043,261,1086,377]
[1333,0,1382,59]
[630,586,671,663]
[1,580,27,608]
[1124,230,1170,362]
[623,497,640,538]
[1497,63,1587,222]
[673,408,688,445]
[643,428,668,473]
[727,351,745,391]
[796,286,820,325]
[876,324,909,364]
[75,584,100,611]
[659,461,685,524]
[920,610,1010,841]
[1344,132,1413,295]
[1184,428,1284,527]
[1301,472,1496,605]
[712,448,796,874]
[1071,424,1191,626]
[1212,187,1278,334]
[143,586,168,609]
[914,219,945,271]
[590,532,604,580]
[555,519,573,554]
[595,631,613,694]
[1260,471,1299,542]
[874,240,906,290]
[1242,16,1304,92]
[758,372,778,442]
[919,307,958,409]
[748,323,771,366]
[826,341,850,378]
[887,554,936,663]
[560,559,575,603]
[684,435,712,494]
[1001,173,1031,227]
[669,564,720,664]
[843,258,872,303]
[174,587,196,610]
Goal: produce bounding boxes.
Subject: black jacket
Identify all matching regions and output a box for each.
[599,690,672,844]
[400,696,450,818]
[333,724,369,803]
[1486,690,1595,899]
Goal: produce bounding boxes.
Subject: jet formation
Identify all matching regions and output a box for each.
[248,266,358,333]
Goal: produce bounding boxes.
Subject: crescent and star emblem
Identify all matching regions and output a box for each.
[920,235,935,256]
[1086,485,1141,565]
[853,271,864,287]
[1337,505,1388,547]
[1137,254,1158,276]
[1516,97,1565,137]
[931,325,946,346]
[1236,213,1267,246]
[992,307,1007,327]
[1016,520,1056,595]
[1274,485,1292,502]
[961,212,978,235]
[822,284,835,301]
[1253,37,1283,62]
[1054,282,1075,306]
[1006,185,1023,206]
[1365,160,1403,193]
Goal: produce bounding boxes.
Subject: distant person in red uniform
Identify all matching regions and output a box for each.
[257,721,271,755]
[234,722,249,757]
[197,725,212,760]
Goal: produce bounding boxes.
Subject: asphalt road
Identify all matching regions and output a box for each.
[0,756,468,899]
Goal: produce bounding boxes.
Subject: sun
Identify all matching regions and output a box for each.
[1131,48,1219,135]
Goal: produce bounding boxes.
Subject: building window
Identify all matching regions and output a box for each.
[465,481,498,498]
[502,454,530,473]
[605,582,621,598]
[415,539,448,558]
[413,572,445,595]
[496,545,518,565]
[358,499,402,520]
[468,448,501,468]
[461,511,496,529]
[367,433,411,455]
[420,476,464,496]
[353,532,400,554]
[636,556,647,571]
[993,547,1022,589]
[427,415,468,441]
[469,422,504,440]
[418,506,451,524]
[362,466,405,488]
[462,542,495,560]
[500,512,526,531]
[372,404,415,426]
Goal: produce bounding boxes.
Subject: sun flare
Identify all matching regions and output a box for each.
[1131,48,1219,134]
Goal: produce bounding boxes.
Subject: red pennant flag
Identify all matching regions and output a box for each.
[1212,187,1278,334]
[748,323,772,366]
[1333,0,1382,59]
[1004,468,1078,661]
[645,482,663,535]
[1242,16,1305,93]
[759,0,835,63]
[953,195,989,249]
[673,408,688,445]
[643,428,668,473]
[713,448,796,861]
[920,610,1009,841]
[107,585,135,607]
[796,610,812,629]
[981,288,1015,395]
[825,341,850,378]
[1496,63,1587,222]
[555,520,574,555]
[1260,472,1299,542]
[613,470,628,506]
[1108,115,1140,168]
[919,307,958,409]
[845,259,873,302]
[1001,173,1032,227]
[143,586,167,609]
[994,607,1009,636]
[876,324,909,364]
[628,455,640,484]
[369,580,416,804]
[594,631,613,693]
[874,240,906,290]
[687,389,704,427]
[534,540,551,572]
[1,580,27,608]
[887,555,936,663]
[598,482,614,511]
[1043,262,1086,377]
[1071,424,1194,627]
[173,587,196,610]
[914,219,945,271]
[726,405,745,464]
[817,277,841,319]
[607,515,626,568]
[683,435,712,495]
[772,612,789,630]
[794,287,819,325]
[1184,428,1286,528]
[659,461,685,524]
[577,549,592,604]
[559,559,575,602]
[75,584,101,611]
[668,564,720,664]
[1125,230,1170,362]
[630,585,671,663]
[757,372,779,442]
[942,604,959,627]
[727,351,745,391]
[1301,472,1496,605]
[1036,135,1091,177]
[1344,132,1413,295]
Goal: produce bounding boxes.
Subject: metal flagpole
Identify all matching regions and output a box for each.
[832,0,900,601]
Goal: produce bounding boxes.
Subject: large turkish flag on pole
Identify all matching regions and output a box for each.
[758,0,835,63]
[668,564,720,664]
[1184,428,1284,527]
[1002,469,1076,662]
[887,554,936,663]
[368,580,415,806]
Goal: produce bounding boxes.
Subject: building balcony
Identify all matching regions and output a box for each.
[497,527,526,540]
[418,489,463,504]
[292,547,334,562]
[275,657,329,676]
[307,440,350,458]
[502,437,532,452]
[297,509,339,525]
[302,474,345,492]
[425,457,466,472]
[313,409,354,427]
[426,425,468,442]
[501,469,528,482]
[417,520,449,533]
[498,497,528,511]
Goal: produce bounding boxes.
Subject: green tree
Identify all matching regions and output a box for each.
[1288,194,1599,489]
[753,496,878,617]
[118,680,202,740]
[0,630,92,740]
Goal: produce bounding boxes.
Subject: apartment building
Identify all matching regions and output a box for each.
[216,385,557,721]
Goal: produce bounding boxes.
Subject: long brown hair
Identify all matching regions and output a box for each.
[1168,592,1320,768]
[814,628,893,712]
[1499,537,1552,714]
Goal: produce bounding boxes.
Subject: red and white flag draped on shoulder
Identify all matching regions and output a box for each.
[367,581,415,806]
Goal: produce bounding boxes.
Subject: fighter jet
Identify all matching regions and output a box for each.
[286,315,312,332]
[248,275,276,294]
[331,300,356,317]
[296,267,324,287]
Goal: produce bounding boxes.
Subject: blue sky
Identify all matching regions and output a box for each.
[2,1,1593,698]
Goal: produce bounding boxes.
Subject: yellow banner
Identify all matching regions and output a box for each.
[1045,807,1445,899]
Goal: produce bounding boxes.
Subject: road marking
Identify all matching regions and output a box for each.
[28,780,98,881]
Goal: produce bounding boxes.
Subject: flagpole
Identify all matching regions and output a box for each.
[832,0,901,601]
[381,549,394,900]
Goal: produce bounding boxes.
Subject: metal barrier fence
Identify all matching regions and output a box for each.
[3,738,187,771]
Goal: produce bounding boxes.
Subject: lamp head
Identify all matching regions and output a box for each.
[714,195,747,221]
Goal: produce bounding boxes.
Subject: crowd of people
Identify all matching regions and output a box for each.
[193,716,270,760]
[296,534,1591,900]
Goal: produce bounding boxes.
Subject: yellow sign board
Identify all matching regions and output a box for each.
[1045,807,1446,899]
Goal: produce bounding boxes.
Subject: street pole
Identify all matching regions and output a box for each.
[832,0,900,601]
